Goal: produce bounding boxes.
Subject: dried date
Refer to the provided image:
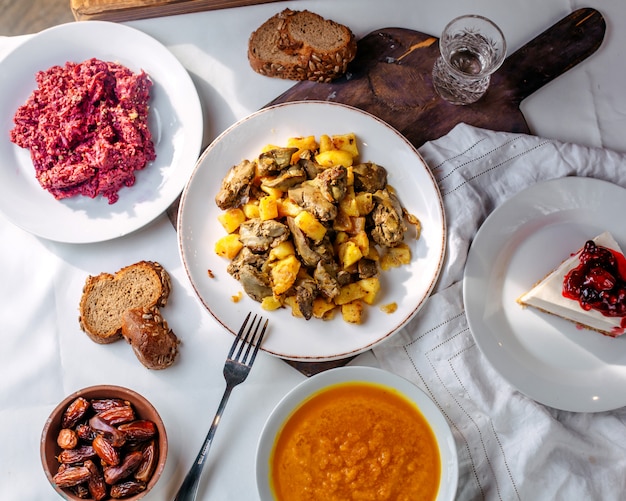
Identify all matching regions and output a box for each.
[103,450,144,485]
[97,404,135,426]
[93,434,120,466]
[89,415,126,447]
[57,444,96,465]
[134,439,157,482]
[56,428,78,449]
[76,423,96,442]
[61,397,90,428]
[52,464,91,488]
[110,480,146,498]
[91,398,130,412]
[118,420,156,442]
[85,459,108,501]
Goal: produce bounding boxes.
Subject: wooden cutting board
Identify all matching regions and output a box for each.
[274,7,606,376]
[269,8,605,151]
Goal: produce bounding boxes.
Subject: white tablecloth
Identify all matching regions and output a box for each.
[2,0,626,499]
[373,123,626,500]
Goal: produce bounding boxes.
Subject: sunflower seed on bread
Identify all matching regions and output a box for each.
[248,8,357,83]
[78,261,171,344]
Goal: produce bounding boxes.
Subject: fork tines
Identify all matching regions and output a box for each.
[229,312,268,365]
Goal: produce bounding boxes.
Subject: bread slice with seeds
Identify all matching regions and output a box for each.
[78,261,171,344]
[121,306,180,370]
[248,8,357,83]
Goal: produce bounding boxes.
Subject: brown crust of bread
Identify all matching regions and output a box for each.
[78,261,171,344]
[248,8,357,83]
[121,306,180,369]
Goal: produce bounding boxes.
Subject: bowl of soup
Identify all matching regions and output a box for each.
[256,366,458,501]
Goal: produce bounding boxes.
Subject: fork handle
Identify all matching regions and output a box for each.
[173,384,234,501]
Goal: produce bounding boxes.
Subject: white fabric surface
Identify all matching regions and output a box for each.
[373,123,626,500]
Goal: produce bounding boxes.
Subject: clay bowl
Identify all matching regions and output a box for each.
[41,385,167,500]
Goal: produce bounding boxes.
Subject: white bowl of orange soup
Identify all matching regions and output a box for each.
[256,366,458,501]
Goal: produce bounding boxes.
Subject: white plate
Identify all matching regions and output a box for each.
[255,366,458,501]
[178,101,445,361]
[464,177,626,412]
[0,21,203,243]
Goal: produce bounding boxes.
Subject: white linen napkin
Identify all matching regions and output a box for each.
[372,123,626,501]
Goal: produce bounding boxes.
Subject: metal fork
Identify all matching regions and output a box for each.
[173,312,268,501]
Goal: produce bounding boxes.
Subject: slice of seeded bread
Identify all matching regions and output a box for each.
[121,306,180,370]
[248,8,357,83]
[78,261,171,344]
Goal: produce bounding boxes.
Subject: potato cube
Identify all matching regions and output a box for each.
[339,187,359,217]
[359,277,381,305]
[260,186,283,199]
[341,300,364,324]
[355,192,374,215]
[277,198,302,218]
[319,134,334,153]
[259,196,278,220]
[214,234,243,260]
[338,241,363,269]
[312,297,337,319]
[294,210,327,242]
[334,282,367,305]
[269,240,295,261]
[380,242,412,270]
[287,135,318,151]
[271,255,301,295]
[315,149,354,168]
[332,133,359,159]
[287,136,318,162]
[261,295,283,311]
[217,208,246,233]
[242,202,260,219]
[351,231,370,257]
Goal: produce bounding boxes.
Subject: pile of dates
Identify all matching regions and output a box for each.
[51,396,159,500]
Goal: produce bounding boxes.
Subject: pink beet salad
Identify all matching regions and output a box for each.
[10,58,156,204]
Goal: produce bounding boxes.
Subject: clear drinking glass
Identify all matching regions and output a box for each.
[432,15,506,105]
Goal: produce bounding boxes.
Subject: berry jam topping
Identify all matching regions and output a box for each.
[563,240,626,317]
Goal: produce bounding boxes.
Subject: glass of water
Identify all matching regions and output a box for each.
[432,15,506,105]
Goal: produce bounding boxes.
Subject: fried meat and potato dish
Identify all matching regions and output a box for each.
[214,133,420,324]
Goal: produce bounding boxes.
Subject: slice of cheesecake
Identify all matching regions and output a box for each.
[517,231,626,337]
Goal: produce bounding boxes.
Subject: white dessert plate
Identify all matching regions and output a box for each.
[178,101,446,361]
[464,176,626,412]
[255,366,458,501]
[0,21,203,243]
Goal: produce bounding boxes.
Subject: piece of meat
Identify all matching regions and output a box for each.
[314,261,341,299]
[288,181,337,221]
[227,247,273,301]
[238,218,289,253]
[315,165,348,203]
[257,147,298,176]
[353,162,388,193]
[370,189,407,247]
[215,159,256,210]
[261,164,307,190]
[287,216,322,267]
[294,274,318,320]
[357,258,379,279]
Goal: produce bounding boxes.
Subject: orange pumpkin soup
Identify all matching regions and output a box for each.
[270,382,441,501]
